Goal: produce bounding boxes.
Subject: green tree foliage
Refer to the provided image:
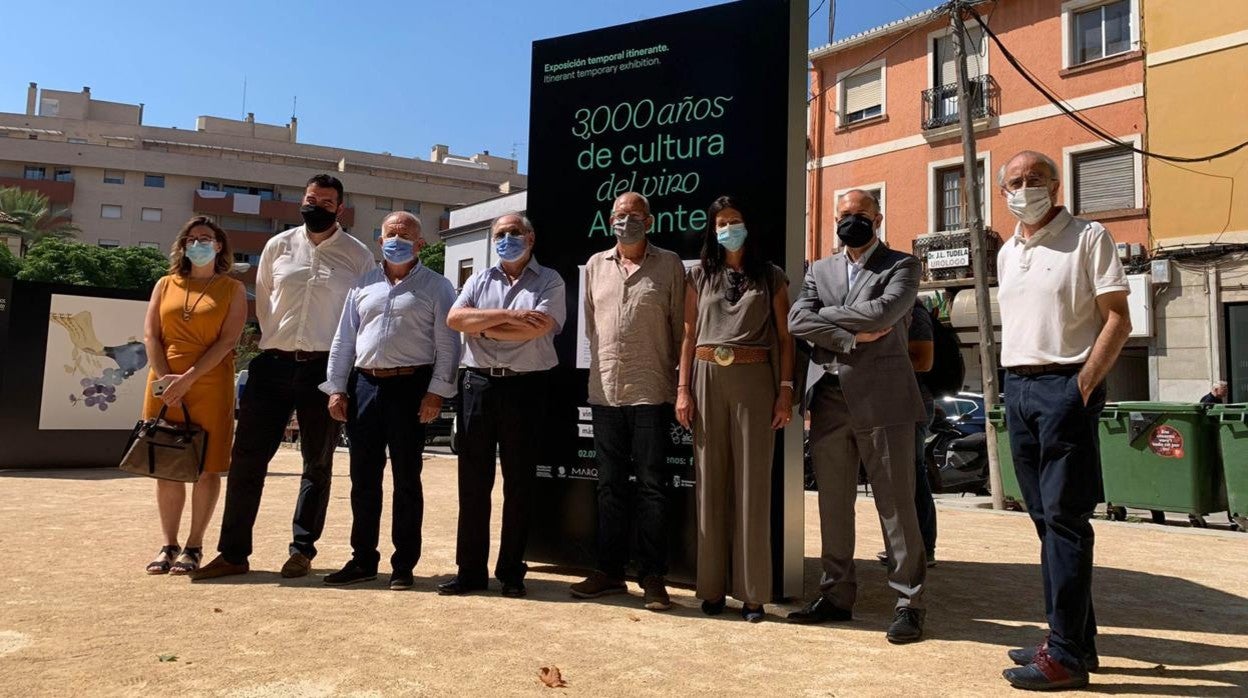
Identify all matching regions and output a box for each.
[16,239,168,291]
[420,240,445,274]
[0,244,20,279]
[0,187,79,256]
[235,323,263,370]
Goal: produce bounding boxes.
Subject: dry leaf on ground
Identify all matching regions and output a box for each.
[539,666,567,688]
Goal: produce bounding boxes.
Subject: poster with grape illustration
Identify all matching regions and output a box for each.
[38,294,149,430]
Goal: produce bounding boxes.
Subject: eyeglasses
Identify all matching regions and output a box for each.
[1003,176,1053,191]
[493,227,525,239]
[186,237,216,244]
[610,212,645,223]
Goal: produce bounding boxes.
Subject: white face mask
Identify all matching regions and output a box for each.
[1006,187,1053,225]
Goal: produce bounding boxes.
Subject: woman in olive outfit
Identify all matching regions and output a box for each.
[676,195,794,622]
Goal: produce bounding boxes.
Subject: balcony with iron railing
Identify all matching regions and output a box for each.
[912,227,1003,287]
[920,75,997,135]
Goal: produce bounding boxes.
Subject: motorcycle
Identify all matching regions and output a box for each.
[925,405,990,495]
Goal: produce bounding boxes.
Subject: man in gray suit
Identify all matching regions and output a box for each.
[786,189,929,644]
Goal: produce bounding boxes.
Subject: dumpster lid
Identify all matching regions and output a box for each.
[1208,403,1248,413]
[1105,401,1208,414]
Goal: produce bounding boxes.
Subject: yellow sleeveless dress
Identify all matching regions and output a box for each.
[141,274,242,474]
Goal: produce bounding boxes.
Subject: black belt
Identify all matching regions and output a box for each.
[266,349,328,362]
[467,367,531,378]
[358,365,426,378]
[1007,363,1083,377]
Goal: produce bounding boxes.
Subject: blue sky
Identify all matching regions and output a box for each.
[0,0,925,170]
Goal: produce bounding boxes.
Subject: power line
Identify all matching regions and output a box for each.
[966,6,1248,163]
[808,4,948,105]
[809,0,826,20]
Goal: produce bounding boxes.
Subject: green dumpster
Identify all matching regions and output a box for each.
[1098,402,1226,520]
[988,406,1025,507]
[1210,403,1248,531]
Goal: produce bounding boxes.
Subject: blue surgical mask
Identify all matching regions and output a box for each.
[382,237,416,265]
[716,223,748,252]
[185,241,217,267]
[495,233,527,263]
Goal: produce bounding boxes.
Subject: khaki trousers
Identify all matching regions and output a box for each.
[692,360,775,604]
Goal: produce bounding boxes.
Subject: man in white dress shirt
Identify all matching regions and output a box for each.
[193,174,376,581]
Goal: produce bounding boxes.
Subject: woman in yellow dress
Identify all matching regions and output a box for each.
[142,216,246,575]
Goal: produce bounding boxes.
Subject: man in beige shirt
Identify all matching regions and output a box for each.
[571,192,685,611]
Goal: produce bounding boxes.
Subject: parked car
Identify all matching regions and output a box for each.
[937,392,986,434]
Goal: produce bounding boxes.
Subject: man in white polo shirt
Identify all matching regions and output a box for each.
[994,151,1131,691]
[193,174,376,581]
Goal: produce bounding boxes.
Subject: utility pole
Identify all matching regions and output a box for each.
[828,0,836,44]
[951,1,1004,510]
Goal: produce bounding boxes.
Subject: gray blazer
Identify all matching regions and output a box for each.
[788,245,926,430]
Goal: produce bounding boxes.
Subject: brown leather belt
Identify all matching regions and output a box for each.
[266,349,329,362]
[358,366,424,378]
[1007,363,1083,377]
[695,345,769,366]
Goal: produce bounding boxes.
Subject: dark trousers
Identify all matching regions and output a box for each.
[914,400,937,555]
[455,369,547,585]
[591,403,672,580]
[218,351,341,563]
[1005,370,1105,672]
[345,367,431,574]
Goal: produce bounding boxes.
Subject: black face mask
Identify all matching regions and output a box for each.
[300,204,338,233]
[836,214,876,248]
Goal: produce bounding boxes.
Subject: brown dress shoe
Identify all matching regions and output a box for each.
[281,553,312,578]
[188,554,249,581]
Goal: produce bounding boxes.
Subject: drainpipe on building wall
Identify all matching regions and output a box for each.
[1208,266,1222,385]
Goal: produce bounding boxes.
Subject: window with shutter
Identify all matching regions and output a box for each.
[934,27,985,87]
[1074,147,1134,213]
[841,67,883,124]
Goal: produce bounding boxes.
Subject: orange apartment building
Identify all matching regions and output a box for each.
[808,0,1150,394]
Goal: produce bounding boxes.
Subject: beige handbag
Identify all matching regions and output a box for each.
[119,404,207,482]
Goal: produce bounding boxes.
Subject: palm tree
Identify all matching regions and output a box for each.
[0,186,79,257]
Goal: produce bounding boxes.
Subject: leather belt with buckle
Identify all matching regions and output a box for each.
[266,349,329,362]
[467,367,528,378]
[358,366,424,378]
[695,345,769,366]
[1007,363,1084,377]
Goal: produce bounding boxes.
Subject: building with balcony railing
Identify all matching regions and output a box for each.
[807,0,1149,393]
[0,82,526,275]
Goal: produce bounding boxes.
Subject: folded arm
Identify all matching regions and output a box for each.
[815,256,921,332]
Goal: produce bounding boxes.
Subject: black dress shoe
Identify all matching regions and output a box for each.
[741,604,765,623]
[501,580,527,598]
[787,597,853,624]
[389,570,414,590]
[886,607,925,644]
[1002,649,1090,691]
[701,598,726,616]
[324,561,377,586]
[437,576,488,595]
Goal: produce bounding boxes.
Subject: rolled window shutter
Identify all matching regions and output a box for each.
[843,69,882,115]
[936,28,985,86]
[1076,148,1134,213]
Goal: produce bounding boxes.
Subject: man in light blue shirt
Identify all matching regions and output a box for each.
[319,211,460,590]
[440,212,565,598]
